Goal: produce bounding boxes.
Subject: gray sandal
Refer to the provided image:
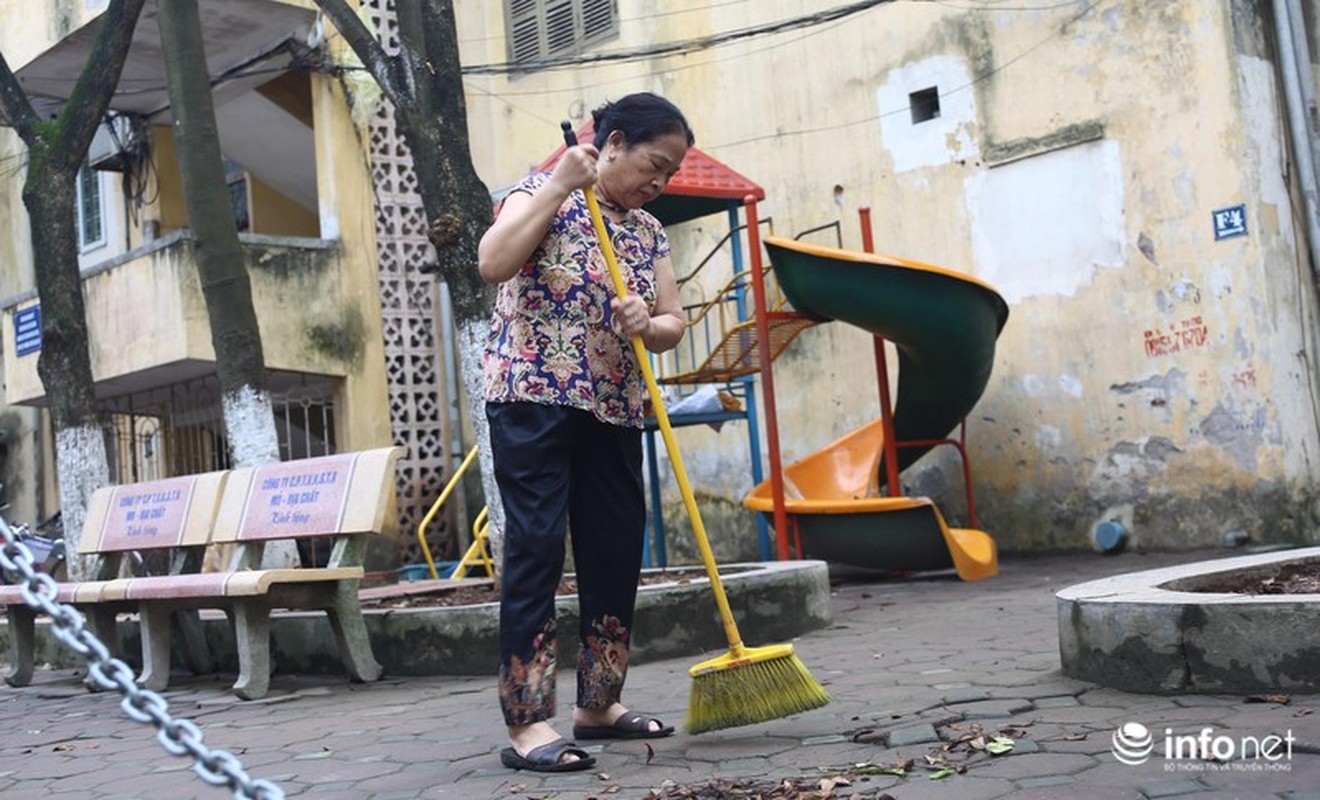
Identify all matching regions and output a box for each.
[574,713,675,740]
[499,737,596,772]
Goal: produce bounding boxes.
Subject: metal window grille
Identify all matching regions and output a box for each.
[99,375,338,485]
[76,163,104,250]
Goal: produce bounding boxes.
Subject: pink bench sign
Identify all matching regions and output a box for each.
[98,475,199,550]
[238,453,359,540]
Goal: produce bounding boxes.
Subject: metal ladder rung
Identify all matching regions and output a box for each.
[661,313,820,385]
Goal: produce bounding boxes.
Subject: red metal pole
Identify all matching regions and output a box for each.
[745,197,791,559]
[859,208,902,497]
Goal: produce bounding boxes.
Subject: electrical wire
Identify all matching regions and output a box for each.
[456,0,896,76]
[704,0,1103,150]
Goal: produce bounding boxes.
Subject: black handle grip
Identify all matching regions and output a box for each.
[560,120,576,149]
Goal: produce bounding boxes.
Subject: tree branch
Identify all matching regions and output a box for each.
[313,0,407,108]
[0,50,41,145]
[55,0,147,168]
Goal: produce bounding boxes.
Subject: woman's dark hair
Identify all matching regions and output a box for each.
[591,92,695,151]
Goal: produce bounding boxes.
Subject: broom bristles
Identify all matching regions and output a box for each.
[686,645,831,735]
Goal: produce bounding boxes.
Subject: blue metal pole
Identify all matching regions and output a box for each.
[643,429,666,567]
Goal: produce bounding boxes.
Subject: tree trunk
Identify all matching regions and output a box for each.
[155,0,293,567]
[24,169,110,579]
[312,0,505,569]
[0,0,147,578]
[393,0,504,572]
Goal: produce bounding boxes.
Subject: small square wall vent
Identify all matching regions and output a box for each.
[910,86,940,124]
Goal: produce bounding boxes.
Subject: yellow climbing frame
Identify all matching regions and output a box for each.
[415,445,494,580]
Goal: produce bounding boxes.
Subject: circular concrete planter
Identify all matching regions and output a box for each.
[196,559,829,680]
[4,560,832,681]
[1057,547,1320,694]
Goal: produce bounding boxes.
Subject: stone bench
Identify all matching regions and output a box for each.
[109,447,403,699]
[1,471,228,687]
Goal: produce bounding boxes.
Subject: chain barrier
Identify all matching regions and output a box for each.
[0,517,285,800]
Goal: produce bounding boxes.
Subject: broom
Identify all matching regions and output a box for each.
[560,122,830,734]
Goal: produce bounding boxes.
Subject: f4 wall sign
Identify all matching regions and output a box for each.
[1212,204,1247,241]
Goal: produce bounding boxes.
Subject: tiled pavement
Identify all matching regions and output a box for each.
[2,548,1318,799]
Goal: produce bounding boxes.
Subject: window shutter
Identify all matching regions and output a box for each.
[508,0,542,63]
[581,0,614,41]
[504,0,618,67]
[544,1,575,56]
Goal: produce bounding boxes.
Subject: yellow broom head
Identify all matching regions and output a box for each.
[685,643,831,735]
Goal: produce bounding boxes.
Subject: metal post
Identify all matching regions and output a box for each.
[745,196,791,559]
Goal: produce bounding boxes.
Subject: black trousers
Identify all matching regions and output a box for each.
[487,401,646,726]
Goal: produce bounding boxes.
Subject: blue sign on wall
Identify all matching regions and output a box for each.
[14,306,41,356]
[1212,204,1248,241]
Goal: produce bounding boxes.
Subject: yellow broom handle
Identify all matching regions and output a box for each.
[562,122,745,655]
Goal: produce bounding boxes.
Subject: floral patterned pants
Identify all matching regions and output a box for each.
[487,402,646,726]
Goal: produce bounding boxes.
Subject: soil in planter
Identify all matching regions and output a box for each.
[1189,561,1320,595]
[360,566,742,610]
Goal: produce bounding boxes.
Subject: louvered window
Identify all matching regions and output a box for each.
[505,0,619,68]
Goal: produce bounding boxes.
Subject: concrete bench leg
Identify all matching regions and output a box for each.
[4,606,36,687]
[85,606,119,649]
[137,603,174,691]
[232,600,272,700]
[83,606,121,692]
[172,609,215,676]
[326,581,382,684]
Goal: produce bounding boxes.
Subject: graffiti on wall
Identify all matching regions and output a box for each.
[1144,316,1209,358]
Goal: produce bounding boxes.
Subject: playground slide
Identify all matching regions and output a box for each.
[744,237,1009,580]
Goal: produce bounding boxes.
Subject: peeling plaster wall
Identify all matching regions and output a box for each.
[965,139,1125,304]
[460,0,1320,556]
[962,1,1320,551]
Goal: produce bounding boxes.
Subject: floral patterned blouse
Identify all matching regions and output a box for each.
[483,172,670,428]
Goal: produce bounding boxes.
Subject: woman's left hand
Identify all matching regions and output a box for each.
[610,295,651,338]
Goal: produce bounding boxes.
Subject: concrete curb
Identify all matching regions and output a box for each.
[1056,547,1320,693]
[2,559,833,681]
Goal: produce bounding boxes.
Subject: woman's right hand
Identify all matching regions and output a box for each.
[478,144,600,285]
[549,143,600,194]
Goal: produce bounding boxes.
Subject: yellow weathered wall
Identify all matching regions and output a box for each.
[0,0,392,527]
[458,0,1320,554]
[1,238,354,403]
[0,0,98,527]
[150,124,190,235]
[309,40,392,456]
[249,174,319,237]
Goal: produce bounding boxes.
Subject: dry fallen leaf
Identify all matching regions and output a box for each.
[1245,694,1291,705]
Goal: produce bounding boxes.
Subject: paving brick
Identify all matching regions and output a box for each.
[888,723,941,747]
[3,549,1318,799]
[1139,777,1208,797]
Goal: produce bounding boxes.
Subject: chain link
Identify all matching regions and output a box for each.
[0,518,285,800]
